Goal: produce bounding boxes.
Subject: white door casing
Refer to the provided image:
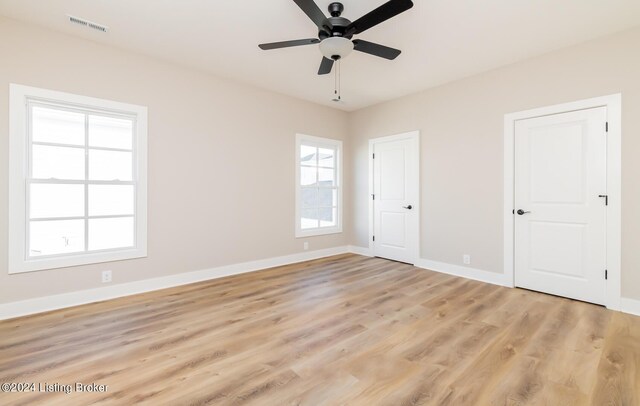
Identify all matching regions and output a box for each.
[514,107,607,305]
[505,94,621,310]
[369,131,419,264]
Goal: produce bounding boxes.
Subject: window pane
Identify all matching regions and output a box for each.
[300,166,317,186]
[318,188,337,207]
[89,149,133,181]
[301,208,319,229]
[89,185,134,216]
[89,217,134,251]
[318,168,335,187]
[301,188,318,208]
[30,219,84,257]
[89,115,133,150]
[319,207,337,228]
[32,145,85,180]
[300,145,317,166]
[318,147,335,168]
[32,106,85,146]
[30,184,84,219]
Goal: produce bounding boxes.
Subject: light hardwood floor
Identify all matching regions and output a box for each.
[1,254,639,405]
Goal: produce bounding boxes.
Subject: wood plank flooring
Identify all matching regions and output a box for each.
[1,254,639,405]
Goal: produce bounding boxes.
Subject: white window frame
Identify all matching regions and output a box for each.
[295,134,343,238]
[8,84,148,274]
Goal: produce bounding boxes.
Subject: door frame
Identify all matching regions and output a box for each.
[368,131,420,264]
[503,94,622,310]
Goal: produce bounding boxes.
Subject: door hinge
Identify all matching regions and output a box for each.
[372,235,375,242]
[598,194,608,206]
[372,194,375,200]
[372,153,375,159]
[605,269,608,280]
[606,122,609,132]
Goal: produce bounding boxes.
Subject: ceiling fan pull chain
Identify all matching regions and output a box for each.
[333,59,341,101]
[332,58,341,102]
[338,59,341,101]
[333,61,340,96]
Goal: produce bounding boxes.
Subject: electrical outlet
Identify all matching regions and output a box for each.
[303,242,309,251]
[101,270,112,283]
[463,255,471,265]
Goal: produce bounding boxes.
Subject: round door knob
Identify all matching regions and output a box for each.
[403,205,413,210]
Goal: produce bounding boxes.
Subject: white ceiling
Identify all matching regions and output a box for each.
[1,0,639,111]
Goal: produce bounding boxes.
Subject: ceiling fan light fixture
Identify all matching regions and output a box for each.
[319,37,354,60]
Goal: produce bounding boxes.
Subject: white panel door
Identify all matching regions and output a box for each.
[515,107,607,305]
[372,133,419,264]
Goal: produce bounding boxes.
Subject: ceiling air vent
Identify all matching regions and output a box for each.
[68,15,108,33]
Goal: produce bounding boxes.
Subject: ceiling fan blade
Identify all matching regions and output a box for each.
[318,57,334,75]
[353,39,401,60]
[292,0,332,31]
[259,38,320,50]
[346,0,413,36]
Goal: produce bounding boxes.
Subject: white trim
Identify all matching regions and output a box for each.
[0,246,350,320]
[348,245,373,257]
[415,259,512,287]
[9,84,148,274]
[368,131,420,264]
[620,298,640,317]
[503,94,622,310]
[294,133,343,238]
[3,245,638,320]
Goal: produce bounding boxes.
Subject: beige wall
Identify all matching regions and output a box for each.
[348,27,640,299]
[0,17,350,303]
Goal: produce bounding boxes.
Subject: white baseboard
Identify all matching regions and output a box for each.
[416,258,640,316]
[6,246,636,320]
[0,246,350,320]
[415,258,513,288]
[620,297,640,317]
[348,245,373,256]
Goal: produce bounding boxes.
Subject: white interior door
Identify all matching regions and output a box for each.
[372,133,419,264]
[514,107,607,305]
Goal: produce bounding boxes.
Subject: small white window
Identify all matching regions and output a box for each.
[295,134,342,237]
[9,84,147,273]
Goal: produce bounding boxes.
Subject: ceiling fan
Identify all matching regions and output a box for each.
[258,0,414,75]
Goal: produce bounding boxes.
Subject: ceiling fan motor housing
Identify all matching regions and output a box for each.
[319,2,353,40]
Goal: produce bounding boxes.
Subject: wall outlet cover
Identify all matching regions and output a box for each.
[102,270,112,283]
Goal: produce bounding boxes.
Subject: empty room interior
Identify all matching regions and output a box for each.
[1,0,640,404]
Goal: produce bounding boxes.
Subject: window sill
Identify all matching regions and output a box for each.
[9,248,147,274]
[295,227,343,238]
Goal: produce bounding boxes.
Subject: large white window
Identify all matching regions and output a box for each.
[295,134,342,237]
[9,84,147,273]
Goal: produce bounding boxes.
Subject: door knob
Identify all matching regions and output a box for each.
[403,205,413,210]
[516,209,531,215]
